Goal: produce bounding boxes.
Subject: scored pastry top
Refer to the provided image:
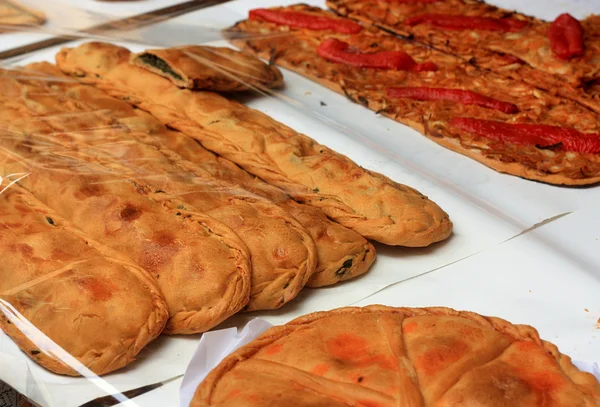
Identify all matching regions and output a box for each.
[193,305,600,407]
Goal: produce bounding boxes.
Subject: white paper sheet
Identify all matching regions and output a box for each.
[354,208,600,363]
[179,319,274,407]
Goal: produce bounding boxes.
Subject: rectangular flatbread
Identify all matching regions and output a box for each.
[228,4,600,185]
[327,0,600,114]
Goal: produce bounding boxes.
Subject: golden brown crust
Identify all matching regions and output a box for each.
[229,5,600,186]
[23,62,374,290]
[124,123,377,287]
[130,46,284,91]
[0,183,169,376]
[0,73,252,334]
[10,62,318,312]
[55,42,452,247]
[193,305,600,407]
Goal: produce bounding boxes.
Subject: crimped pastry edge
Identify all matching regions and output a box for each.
[192,305,600,406]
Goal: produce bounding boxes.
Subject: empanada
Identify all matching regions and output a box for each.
[27,61,374,287]
[193,305,600,406]
[0,0,45,29]
[0,65,317,312]
[0,183,168,375]
[56,42,452,247]
[0,104,251,334]
[130,46,283,91]
[28,59,375,288]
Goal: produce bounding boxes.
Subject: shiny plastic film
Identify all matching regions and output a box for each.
[1,0,600,406]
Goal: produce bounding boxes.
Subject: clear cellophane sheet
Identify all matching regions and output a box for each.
[1,0,600,406]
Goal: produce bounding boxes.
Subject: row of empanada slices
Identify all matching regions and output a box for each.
[0,43,448,376]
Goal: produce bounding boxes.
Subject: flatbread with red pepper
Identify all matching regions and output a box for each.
[327,0,600,115]
[192,305,600,407]
[229,4,600,185]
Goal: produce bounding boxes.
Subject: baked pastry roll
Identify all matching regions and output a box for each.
[0,0,45,29]
[130,46,283,91]
[12,62,318,311]
[55,42,452,247]
[27,61,375,287]
[0,183,168,375]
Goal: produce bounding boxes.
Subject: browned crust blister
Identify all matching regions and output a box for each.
[193,305,600,407]
[130,46,284,91]
[0,183,169,376]
[228,4,600,186]
[54,41,452,247]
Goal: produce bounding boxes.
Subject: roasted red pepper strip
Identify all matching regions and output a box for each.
[387,87,518,113]
[406,14,527,32]
[249,8,362,34]
[384,0,439,3]
[451,118,600,154]
[548,13,584,60]
[501,54,523,65]
[317,39,438,71]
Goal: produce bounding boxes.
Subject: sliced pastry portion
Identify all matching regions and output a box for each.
[229,4,600,185]
[0,75,252,333]
[192,305,600,407]
[130,46,283,91]
[0,182,168,376]
[56,41,452,247]
[3,64,317,312]
[327,0,600,114]
[23,61,374,289]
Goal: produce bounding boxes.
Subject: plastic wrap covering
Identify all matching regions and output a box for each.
[0,0,599,406]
